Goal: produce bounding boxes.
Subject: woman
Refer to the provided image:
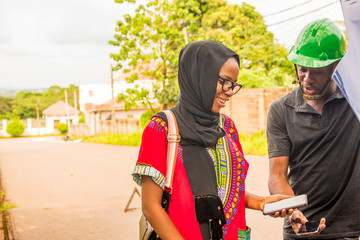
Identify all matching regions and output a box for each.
[132,40,308,240]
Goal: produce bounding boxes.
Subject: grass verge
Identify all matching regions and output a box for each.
[82,132,142,146]
[239,130,268,156]
[83,130,268,156]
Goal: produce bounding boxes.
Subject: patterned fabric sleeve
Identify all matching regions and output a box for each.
[131,117,168,189]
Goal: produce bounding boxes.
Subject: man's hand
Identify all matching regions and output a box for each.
[288,210,326,237]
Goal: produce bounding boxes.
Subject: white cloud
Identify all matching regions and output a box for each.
[0,0,137,89]
[0,0,345,89]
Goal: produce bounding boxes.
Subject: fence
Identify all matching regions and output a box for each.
[71,118,140,137]
[0,118,53,137]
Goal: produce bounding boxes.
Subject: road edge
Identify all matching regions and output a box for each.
[0,171,16,240]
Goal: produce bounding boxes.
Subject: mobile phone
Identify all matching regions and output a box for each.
[297,221,320,236]
[262,194,308,215]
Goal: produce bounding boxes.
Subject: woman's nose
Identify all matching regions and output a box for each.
[226,87,235,96]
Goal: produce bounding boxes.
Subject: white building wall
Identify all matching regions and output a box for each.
[79,80,155,112]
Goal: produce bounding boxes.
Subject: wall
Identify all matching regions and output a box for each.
[221,88,293,135]
[0,119,55,137]
[71,118,140,137]
[79,80,154,112]
[71,88,294,137]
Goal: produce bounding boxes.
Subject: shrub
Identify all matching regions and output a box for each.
[78,115,85,123]
[57,123,68,135]
[140,109,156,129]
[6,120,25,137]
[239,130,268,156]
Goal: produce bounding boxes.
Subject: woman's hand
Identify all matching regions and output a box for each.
[245,192,294,212]
[258,194,292,212]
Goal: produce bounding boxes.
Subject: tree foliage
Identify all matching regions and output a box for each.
[0,96,13,119]
[109,0,294,110]
[117,85,157,114]
[3,85,80,119]
[110,0,182,108]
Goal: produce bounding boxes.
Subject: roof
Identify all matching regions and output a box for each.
[42,100,80,116]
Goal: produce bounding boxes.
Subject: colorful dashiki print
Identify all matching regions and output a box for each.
[132,114,249,240]
[207,114,248,237]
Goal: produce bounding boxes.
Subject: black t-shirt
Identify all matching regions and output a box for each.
[267,87,360,239]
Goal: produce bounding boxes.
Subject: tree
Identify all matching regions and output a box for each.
[110,0,183,110]
[109,0,294,110]
[117,85,157,114]
[9,85,80,119]
[0,96,13,119]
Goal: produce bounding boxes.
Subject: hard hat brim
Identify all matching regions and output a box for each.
[287,49,342,68]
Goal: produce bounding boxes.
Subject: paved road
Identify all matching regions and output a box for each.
[0,137,284,240]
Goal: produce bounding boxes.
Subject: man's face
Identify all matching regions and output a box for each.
[297,64,334,96]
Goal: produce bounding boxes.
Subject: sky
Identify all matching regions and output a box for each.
[0,0,345,90]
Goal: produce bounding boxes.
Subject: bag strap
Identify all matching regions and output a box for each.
[162,110,180,194]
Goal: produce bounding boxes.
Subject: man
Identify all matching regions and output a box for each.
[267,18,360,240]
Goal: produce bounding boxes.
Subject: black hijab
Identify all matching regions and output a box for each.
[157,40,239,240]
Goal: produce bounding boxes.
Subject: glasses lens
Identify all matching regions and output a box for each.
[233,85,241,94]
[222,80,232,91]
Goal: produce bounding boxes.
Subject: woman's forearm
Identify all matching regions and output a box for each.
[141,176,184,240]
[244,191,264,210]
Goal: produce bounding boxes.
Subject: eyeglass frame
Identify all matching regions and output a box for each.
[218,75,242,94]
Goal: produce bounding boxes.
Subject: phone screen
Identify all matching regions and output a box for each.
[297,221,320,235]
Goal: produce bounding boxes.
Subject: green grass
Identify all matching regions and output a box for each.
[82,132,142,146]
[82,130,268,156]
[239,130,268,156]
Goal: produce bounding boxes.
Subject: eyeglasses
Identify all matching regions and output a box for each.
[218,76,242,94]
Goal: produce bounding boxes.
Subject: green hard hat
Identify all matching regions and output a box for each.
[288,18,346,68]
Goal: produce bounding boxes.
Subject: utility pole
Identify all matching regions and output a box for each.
[111,64,116,134]
[65,90,71,136]
[74,89,79,123]
[36,98,40,135]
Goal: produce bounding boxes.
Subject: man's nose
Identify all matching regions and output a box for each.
[302,72,313,84]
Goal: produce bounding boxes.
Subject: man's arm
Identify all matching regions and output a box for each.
[268,156,294,196]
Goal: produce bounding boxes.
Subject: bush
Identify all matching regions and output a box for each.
[239,130,268,156]
[140,109,157,129]
[6,120,25,137]
[78,115,85,123]
[57,123,68,135]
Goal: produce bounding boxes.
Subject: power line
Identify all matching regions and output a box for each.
[264,0,313,18]
[268,1,338,27]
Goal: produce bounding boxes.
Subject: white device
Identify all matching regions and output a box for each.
[263,194,308,215]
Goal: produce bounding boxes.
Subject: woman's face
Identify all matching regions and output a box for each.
[211,58,240,113]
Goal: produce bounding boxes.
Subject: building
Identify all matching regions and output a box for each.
[42,100,80,133]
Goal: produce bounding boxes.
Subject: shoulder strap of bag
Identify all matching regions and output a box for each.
[162,110,180,194]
